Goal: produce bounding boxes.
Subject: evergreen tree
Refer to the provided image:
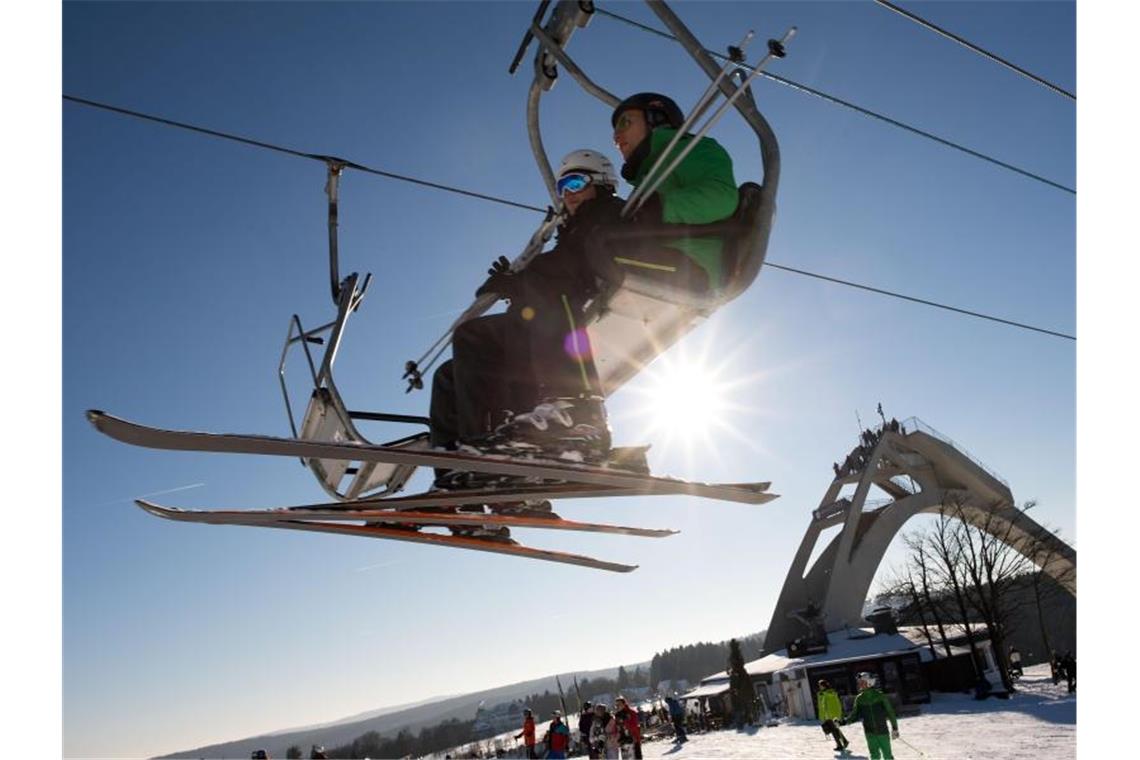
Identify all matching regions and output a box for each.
[285,745,302,759]
[726,638,756,726]
[617,665,629,690]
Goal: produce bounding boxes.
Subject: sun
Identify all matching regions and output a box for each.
[621,348,735,452]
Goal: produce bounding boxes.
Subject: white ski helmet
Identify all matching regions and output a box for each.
[856,672,878,689]
[557,149,618,190]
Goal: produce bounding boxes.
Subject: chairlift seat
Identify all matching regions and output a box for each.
[584,182,771,395]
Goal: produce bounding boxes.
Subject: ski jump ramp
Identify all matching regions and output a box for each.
[763,418,1075,654]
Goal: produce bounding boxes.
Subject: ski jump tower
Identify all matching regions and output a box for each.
[763,418,1076,654]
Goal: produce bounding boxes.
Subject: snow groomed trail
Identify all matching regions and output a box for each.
[639,664,1073,759]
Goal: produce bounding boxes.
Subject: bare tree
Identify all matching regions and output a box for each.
[925,507,985,673]
[946,499,1037,692]
[1024,522,1075,661]
[905,530,955,658]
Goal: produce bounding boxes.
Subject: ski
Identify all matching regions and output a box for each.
[87,410,777,504]
[139,509,639,573]
[136,499,679,537]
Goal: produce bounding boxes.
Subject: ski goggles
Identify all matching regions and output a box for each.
[556,172,594,197]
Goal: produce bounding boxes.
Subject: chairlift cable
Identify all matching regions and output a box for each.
[762,262,1075,340]
[873,0,1075,101]
[62,95,547,214]
[63,94,1074,343]
[592,6,1075,195]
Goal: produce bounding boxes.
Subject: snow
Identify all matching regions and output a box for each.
[641,665,1074,759]
[434,665,1072,759]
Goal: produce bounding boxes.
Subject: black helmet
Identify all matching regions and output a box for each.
[612,92,684,130]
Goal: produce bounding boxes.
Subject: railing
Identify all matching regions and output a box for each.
[893,416,1010,490]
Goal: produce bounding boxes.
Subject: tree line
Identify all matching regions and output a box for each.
[304,631,768,758]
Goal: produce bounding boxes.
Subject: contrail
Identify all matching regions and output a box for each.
[93,482,206,507]
[354,559,405,573]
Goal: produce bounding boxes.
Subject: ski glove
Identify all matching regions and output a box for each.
[476,271,520,299]
[488,255,512,276]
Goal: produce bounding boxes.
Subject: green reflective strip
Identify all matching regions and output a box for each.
[613,256,676,273]
[561,294,593,393]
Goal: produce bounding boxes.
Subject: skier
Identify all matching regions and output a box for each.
[841,673,899,760]
[594,92,738,294]
[664,695,687,743]
[1008,646,1024,679]
[613,697,642,760]
[589,703,619,760]
[429,149,624,471]
[516,708,538,759]
[578,701,596,759]
[816,679,849,753]
[1060,651,1076,693]
[546,711,572,759]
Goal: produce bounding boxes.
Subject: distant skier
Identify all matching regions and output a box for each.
[841,673,899,760]
[546,710,572,759]
[589,703,619,759]
[613,696,642,759]
[516,708,538,759]
[664,695,687,743]
[816,679,849,753]
[1060,651,1076,693]
[579,701,596,759]
[1008,646,1024,679]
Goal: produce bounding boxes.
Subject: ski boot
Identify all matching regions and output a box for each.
[449,524,515,543]
[493,499,560,520]
[487,395,613,465]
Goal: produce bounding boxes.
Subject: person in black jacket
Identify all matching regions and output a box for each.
[579,701,597,758]
[430,149,623,472]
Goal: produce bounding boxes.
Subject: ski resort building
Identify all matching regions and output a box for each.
[682,626,932,721]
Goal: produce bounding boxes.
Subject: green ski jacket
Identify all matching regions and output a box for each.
[816,688,843,722]
[843,687,898,735]
[629,127,738,288]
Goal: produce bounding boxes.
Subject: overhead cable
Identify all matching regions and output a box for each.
[62,95,547,214]
[593,6,1075,195]
[63,94,1073,342]
[873,0,1075,101]
[763,262,1074,341]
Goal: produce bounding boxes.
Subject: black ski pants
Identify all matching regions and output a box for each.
[430,313,534,446]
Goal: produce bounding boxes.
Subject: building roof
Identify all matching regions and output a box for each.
[697,629,932,686]
[679,682,730,699]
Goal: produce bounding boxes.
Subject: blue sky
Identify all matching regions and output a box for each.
[62,2,1074,757]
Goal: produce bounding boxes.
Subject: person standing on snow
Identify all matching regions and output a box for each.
[842,673,899,760]
[545,710,572,759]
[613,697,642,760]
[578,701,597,759]
[664,695,687,743]
[430,150,624,471]
[1008,646,1024,678]
[516,708,538,759]
[589,703,619,760]
[816,679,849,752]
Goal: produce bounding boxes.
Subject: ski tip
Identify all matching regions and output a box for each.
[85,409,106,425]
[134,499,174,518]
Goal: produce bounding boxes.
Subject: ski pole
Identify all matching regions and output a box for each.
[895,735,928,758]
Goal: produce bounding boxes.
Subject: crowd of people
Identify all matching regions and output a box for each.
[831,418,905,480]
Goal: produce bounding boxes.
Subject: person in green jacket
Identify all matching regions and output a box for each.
[816,679,850,752]
[601,92,739,294]
[842,673,899,760]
